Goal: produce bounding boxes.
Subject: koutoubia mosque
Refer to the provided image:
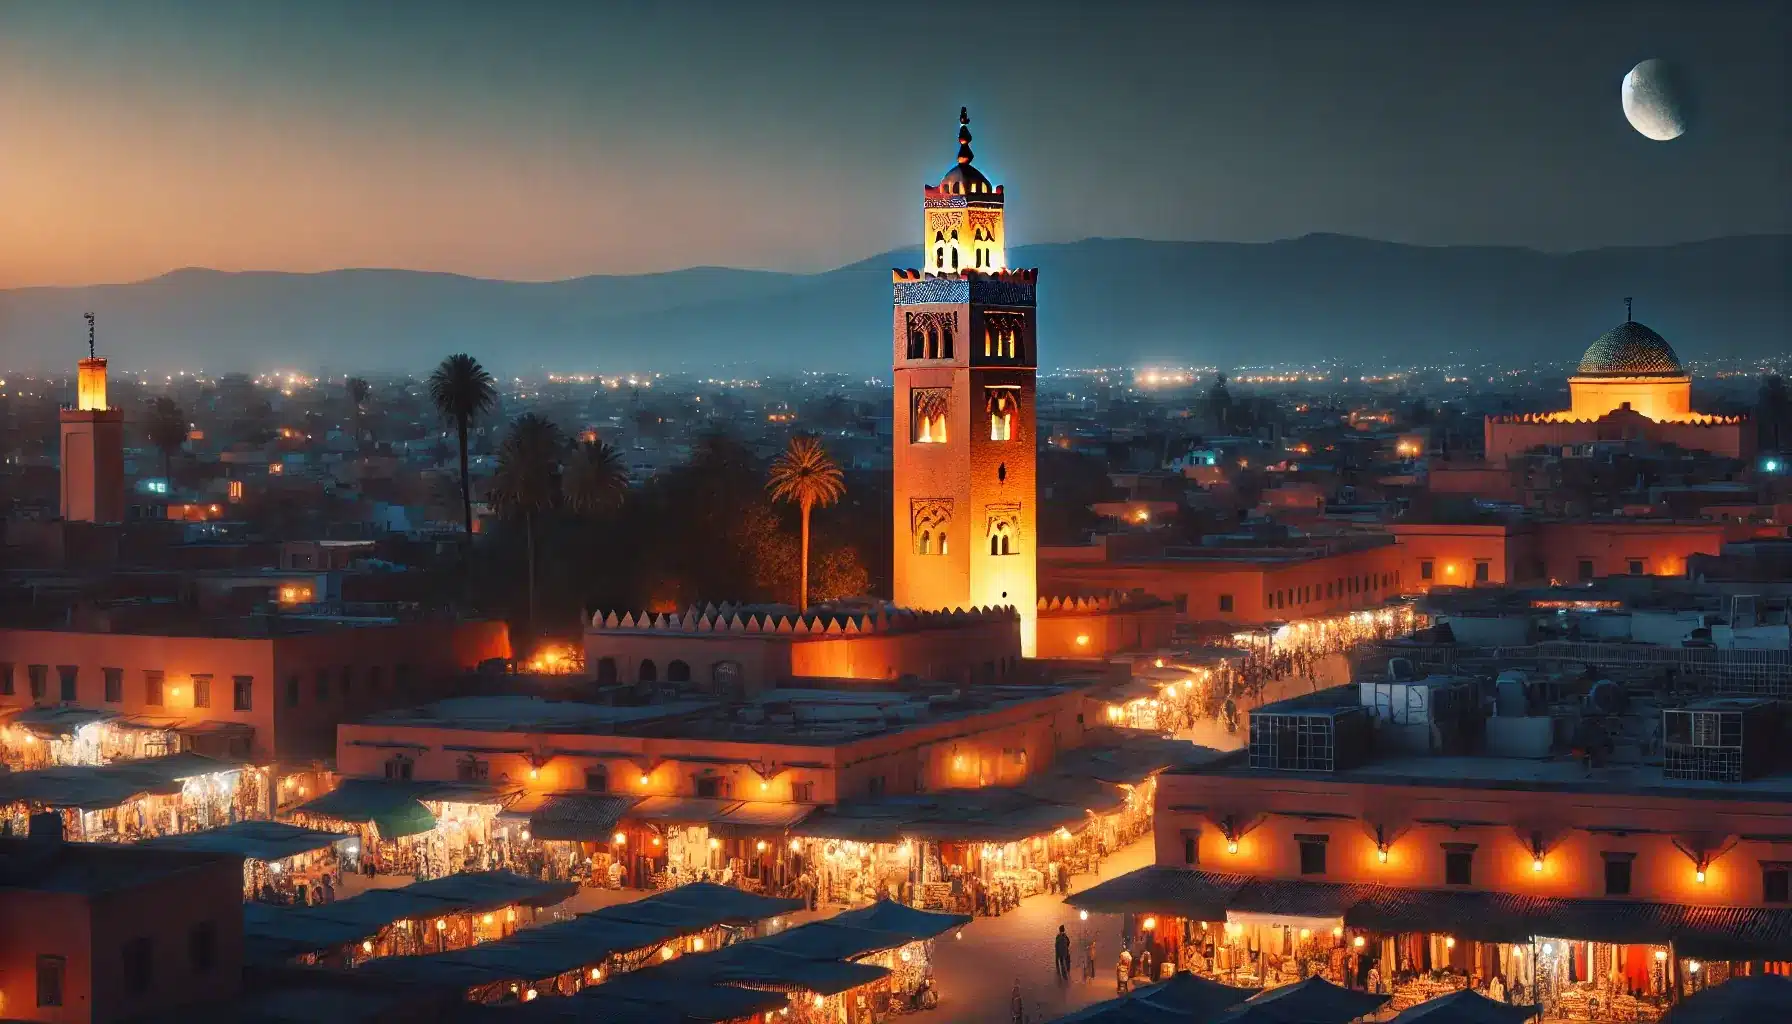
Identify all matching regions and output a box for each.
[892,109,1042,655]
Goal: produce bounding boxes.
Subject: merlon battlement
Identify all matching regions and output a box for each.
[890,268,1038,284]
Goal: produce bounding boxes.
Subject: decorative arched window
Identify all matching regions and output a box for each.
[950,229,960,270]
[989,521,1014,556]
[986,388,1016,441]
[938,532,949,555]
[917,530,931,555]
[667,660,691,683]
[934,231,946,270]
[911,499,951,556]
[925,326,940,360]
[908,327,925,360]
[596,657,618,683]
[638,659,658,683]
[912,389,949,444]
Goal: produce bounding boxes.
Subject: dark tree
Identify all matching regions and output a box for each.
[428,354,497,536]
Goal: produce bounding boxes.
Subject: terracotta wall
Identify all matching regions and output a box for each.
[1534,521,1725,582]
[1156,769,1792,909]
[1036,605,1178,660]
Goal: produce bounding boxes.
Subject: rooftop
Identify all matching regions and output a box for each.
[359,696,716,734]
[0,835,237,894]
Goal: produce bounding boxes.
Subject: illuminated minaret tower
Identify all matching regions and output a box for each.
[60,314,126,523]
[892,109,1039,655]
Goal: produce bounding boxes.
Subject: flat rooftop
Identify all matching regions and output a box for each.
[358,695,717,734]
[0,838,234,894]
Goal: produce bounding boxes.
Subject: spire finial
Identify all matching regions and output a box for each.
[956,107,974,166]
[84,312,95,360]
[1624,296,1633,322]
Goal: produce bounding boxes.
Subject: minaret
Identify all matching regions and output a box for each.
[892,109,1039,655]
[60,314,126,523]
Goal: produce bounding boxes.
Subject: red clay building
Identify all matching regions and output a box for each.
[0,619,510,762]
[0,815,244,1023]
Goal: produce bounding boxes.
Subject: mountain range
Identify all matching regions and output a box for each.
[2,234,1785,375]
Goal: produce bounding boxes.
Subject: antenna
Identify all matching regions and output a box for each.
[1624,297,1633,323]
[83,312,96,359]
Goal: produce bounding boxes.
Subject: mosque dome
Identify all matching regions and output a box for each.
[1575,320,1685,377]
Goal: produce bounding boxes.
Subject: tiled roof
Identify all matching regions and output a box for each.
[1575,320,1685,377]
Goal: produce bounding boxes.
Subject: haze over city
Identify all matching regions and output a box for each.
[1,3,1790,1024]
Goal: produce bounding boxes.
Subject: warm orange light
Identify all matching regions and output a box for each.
[1445,937,1456,949]
[1378,848,1388,864]
[1227,840,1239,855]
[1142,916,1157,931]
[1353,936,1365,948]
[708,837,720,850]
[659,945,674,961]
[1075,634,1091,647]
[756,840,768,852]
[523,989,537,1001]
[76,357,108,410]
[590,967,603,981]
[652,836,661,847]
[1688,960,1701,974]
[528,767,539,780]
[790,839,802,853]
[1654,950,1668,961]
[483,913,494,925]
[613,831,626,845]
[1332,926,1343,938]
[693,937,705,951]
[1299,928,1311,939]
[639,774,651,786]
[435,919,446,931]
[1696,869,1707,884]
[361,940,373,953]
[506,908,516,922]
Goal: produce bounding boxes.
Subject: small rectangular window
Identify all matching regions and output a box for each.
[37,954,65,1007]
[793,782,814,803]
[584,767,608,792]
[233,675,253,711]
[316,669,330,702]
[340,667,352,699]
[189,921,217,973]
[867,775,886,797]
[1173,594,1188,614]
[1420,560,1434,581]
[1603,854,1634,896]
[1445,849,1475,886]
[1181,830,1199,866]
[123,935,153,995]
[104,667,124,703]
[1298,838,1327,876]
[1764,865,1790,904]
[1627,559,1644,576]
[145,670,164,707]
[286,675,300,707]
[28,664,47,700]
[369,666,384,693]
[192,674,212,709]
[1218,594,1234,613]
[1474,561,1490,583]
[696,776,723,799]
[0,662,12,695]
[1578,559,1595,582]
[57,665,78,702]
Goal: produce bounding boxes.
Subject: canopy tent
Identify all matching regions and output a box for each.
[825,899,970,942]
[527,794,639,842]
[791,810,908,842]
[142,819,352,861]
[1065,866,1244,919]
[664,942,891,995]
[1385,989,1542,1024]
[8,706,118,738]
[707,800,814,837]
[243,871,576,964]
[293,779,438,839]
[1209,976,1390,1024]
[1659,975,1792,1024]
[0,752,248,810]
[558,971,790,1022]
[1048,973,1258,1024]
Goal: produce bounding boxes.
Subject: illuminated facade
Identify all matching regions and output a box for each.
[1485,318,1749,464]
[892,109,1039,654]
[59,353,125,524]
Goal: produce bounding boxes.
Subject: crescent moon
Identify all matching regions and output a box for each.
[1622,59,1688,142]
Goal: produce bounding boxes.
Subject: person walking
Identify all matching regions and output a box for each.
[1055,925,1072,980]
[1084,934,1098,980]
[1116,946,1133,995]
[1010,979,1024,1024]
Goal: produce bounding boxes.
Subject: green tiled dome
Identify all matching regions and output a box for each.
[1576,321,1685,377]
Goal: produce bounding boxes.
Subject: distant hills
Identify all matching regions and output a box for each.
[2,234,1785,374]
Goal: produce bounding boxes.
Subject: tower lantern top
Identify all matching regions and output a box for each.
[957,107,974,165]
[933,106,994,197]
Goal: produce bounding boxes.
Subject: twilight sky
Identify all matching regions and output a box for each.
[0,0,1785,289]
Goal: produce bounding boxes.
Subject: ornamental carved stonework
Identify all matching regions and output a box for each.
[927,211,961,235]
[910,498,953,534]
[905,311,958,337]
[967,209,1000,234]
[985,503,1022,535]
[912,387,950,422]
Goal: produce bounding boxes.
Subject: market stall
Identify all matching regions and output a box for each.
[0,752,265,841]
[143,818,355,901]
[0,708,184,771]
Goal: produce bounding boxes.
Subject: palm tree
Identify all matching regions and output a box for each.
[428,354,498,536]
[490,414,565,632]
[143,397,188,485]
[564,439,629,516]
[766,435,845,611]
[346,376,371,448]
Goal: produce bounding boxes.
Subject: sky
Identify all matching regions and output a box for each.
[0,0,1786,289]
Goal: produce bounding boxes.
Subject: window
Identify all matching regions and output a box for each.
[793,781,814,802]
[934,230,945,269]
[1420,560,1434,581]
[189,921,217,974]
[192,674,212,709]
[456,756,489,782]
[696,775,724,799]
[989,521,1014,556]
[1298,836,1328,875]
[36,954,64,1007]
[912,389,949,443]
[1764,864,1790,904]
[584,766,608,792]
[1173,594,1188,614]
[104,667,124,703]
[286,675,300,707]
[1182,830,1199,866]
[384,755,414,780]
[867,775,887,797]
[667,660,691,683]
[639,659,657,683]
[596,657,618,683]
[395,663,413,695]
[986,388,1016,441]
[0,662,12,696]
[145,670,165,707]
[315,668,330,702]
[1578,559,1595,582]
[712,660,743,688]
[28,664,47,700]
[1475,561,1490,583]
[1628,559,1644,576]
[340,666,352,699]
[1603,854,1634,896]
[368,666,383,694]
[57,665,78,702]
[123,935,153,996]
[233,675,254,711]
[1444,847,1475,886]
[1218,594,1234,613]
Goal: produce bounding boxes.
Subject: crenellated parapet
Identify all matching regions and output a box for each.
[1486,411,1747,426]
[1036,591,1172,616]
[892,267,1038,307]
[587,602,1020,636]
